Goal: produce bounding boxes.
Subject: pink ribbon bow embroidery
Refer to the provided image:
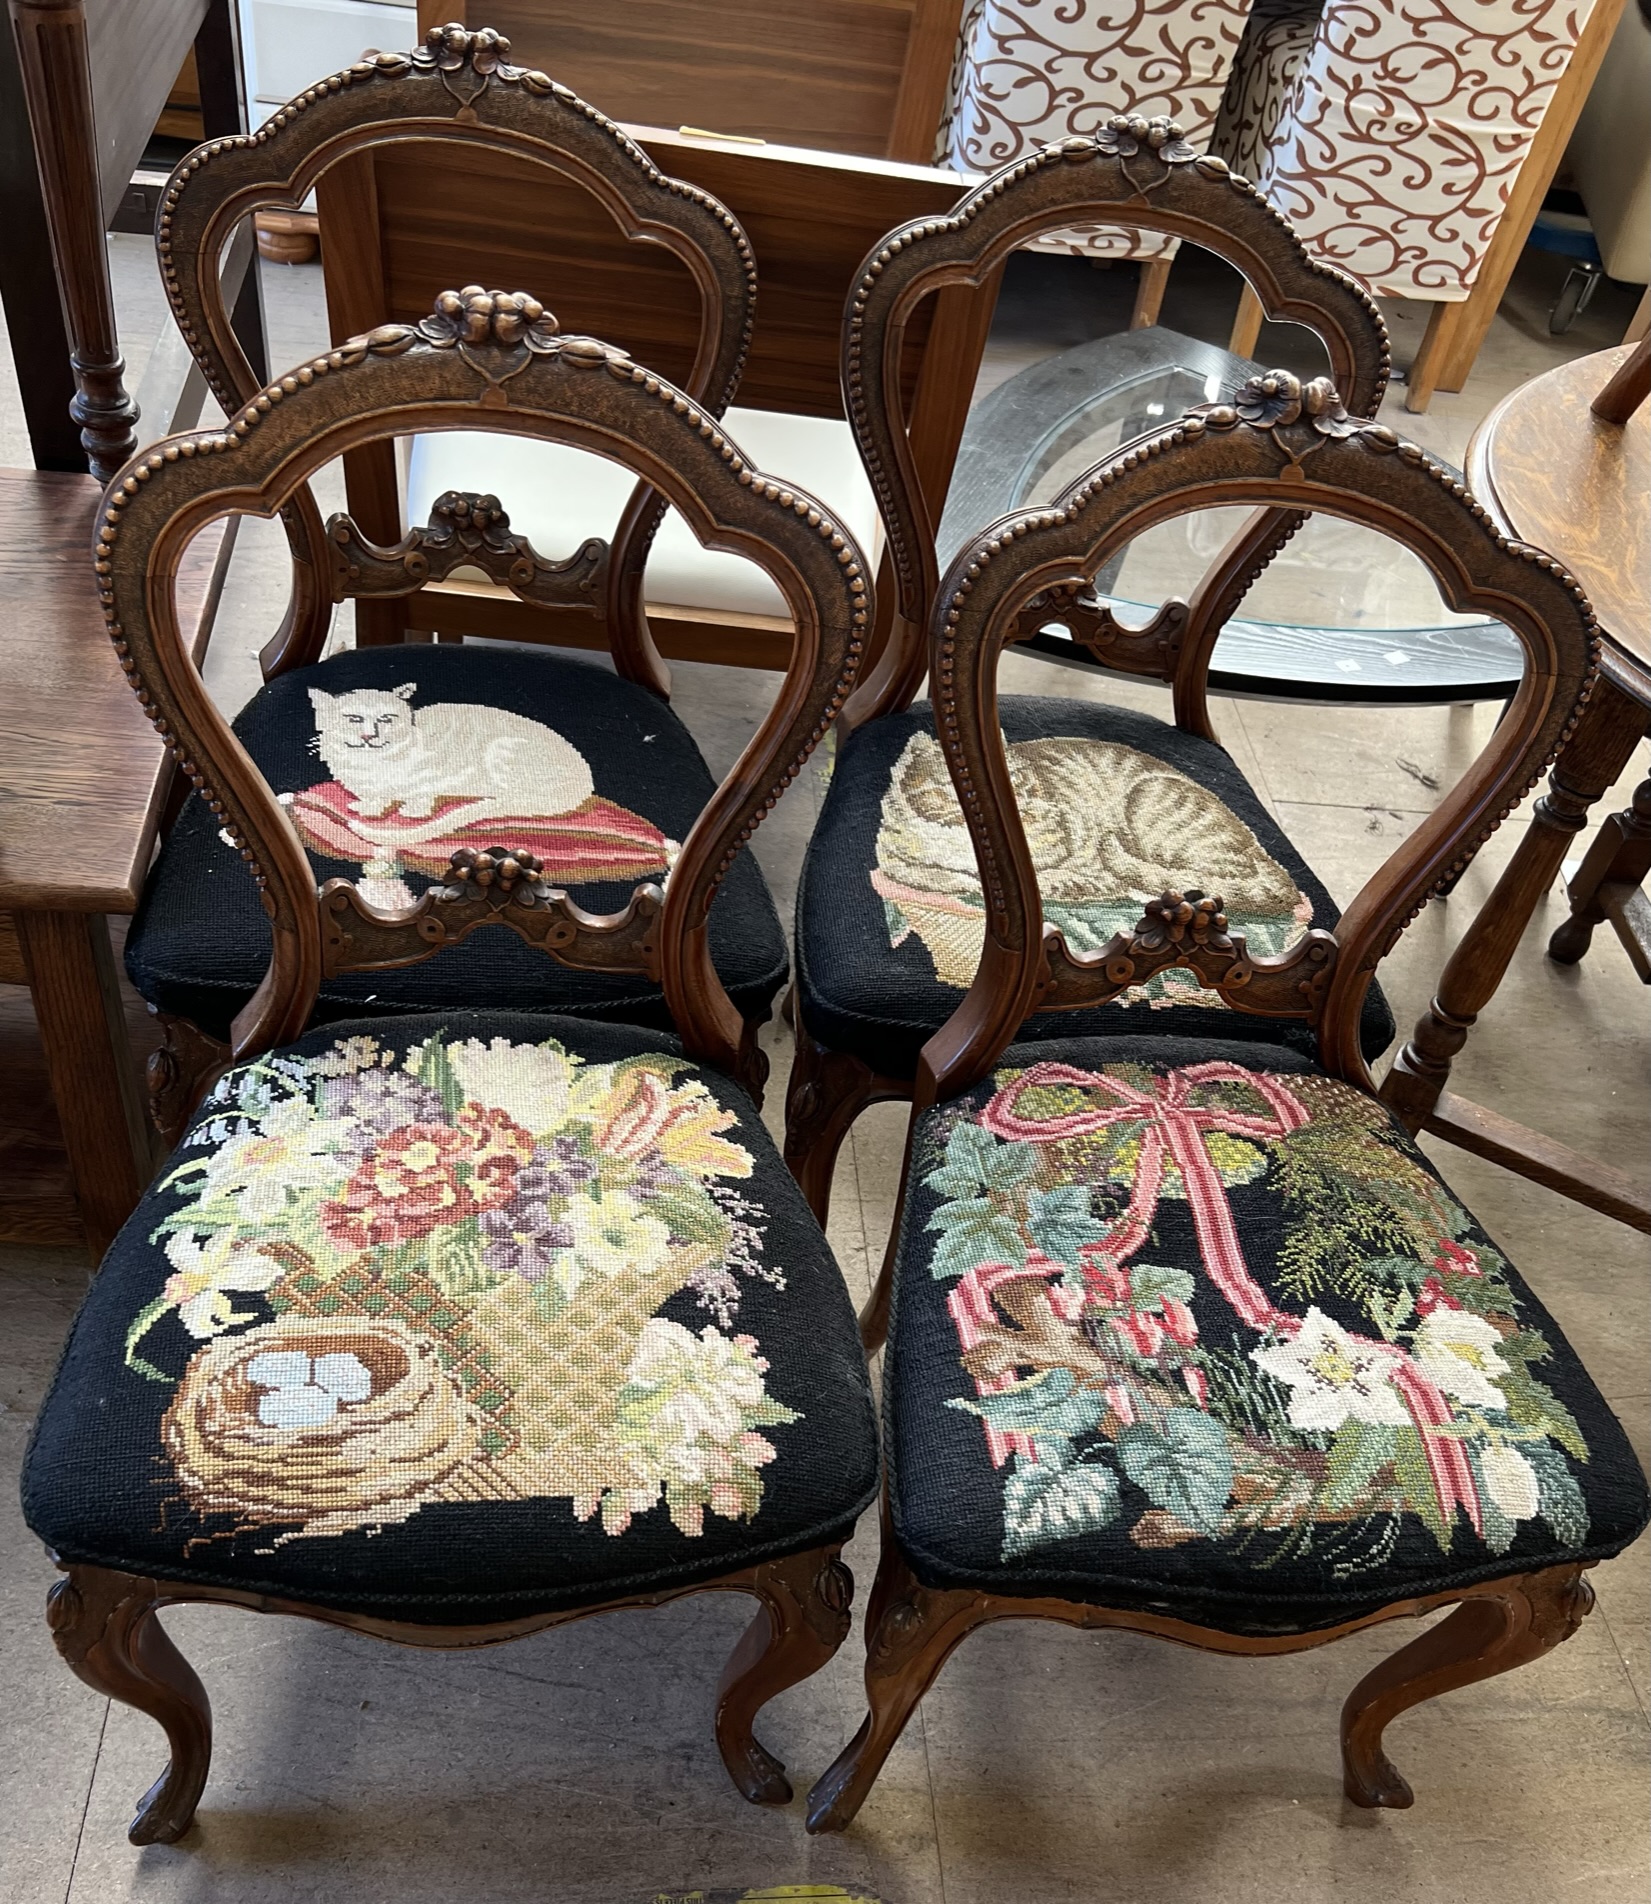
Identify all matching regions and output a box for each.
[950,1061,1481,1533]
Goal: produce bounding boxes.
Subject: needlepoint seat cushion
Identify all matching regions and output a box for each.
[884,1035,1649,1636]
[23,1012,879,1622]
[794,698,1395,1079]
[124,644,788,1043]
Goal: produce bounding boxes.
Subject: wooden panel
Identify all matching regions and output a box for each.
[18,907,154,1257]
[372,144,703,393]
[413,579,797,671]
[0,468,228,913]
[1466,344,1649,669]
[480,0,921,158]
[0,908,24,985]
[363,131,967,420]
[84,0,211,223]
[0,912,161,1253]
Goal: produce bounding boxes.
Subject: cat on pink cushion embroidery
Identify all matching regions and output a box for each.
[306,683,595,823]
[277,684,678,912]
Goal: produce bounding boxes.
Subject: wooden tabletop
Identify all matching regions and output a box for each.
[1466,344,1650,671]
[0,465,227,914]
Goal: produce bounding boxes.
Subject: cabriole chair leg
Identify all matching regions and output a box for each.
[47,1564,212,1845]
[714,1543,854,1804]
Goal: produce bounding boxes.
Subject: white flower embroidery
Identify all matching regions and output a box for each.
[1480,1443,1542,1522]
[443,1035,573,1138]
[623,1319,770,1482]
[1251,1308,1412,1431]
[161,1232,284,1338]
[553,1191,671,1301]
[1411,1308,1511,1408]
[183,1097,358,1217]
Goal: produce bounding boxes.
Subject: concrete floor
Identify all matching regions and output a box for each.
[0,231,1646,1903]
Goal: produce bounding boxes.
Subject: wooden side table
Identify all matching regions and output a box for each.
[0,468,226,1257]
[1381,343,1651,1230]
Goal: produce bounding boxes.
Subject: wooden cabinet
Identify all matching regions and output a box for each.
[421,0,963,163]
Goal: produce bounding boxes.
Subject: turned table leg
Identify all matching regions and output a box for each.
[1548,772,1651,977]
[18,909,152,1261]
[1382,673,1649,1131]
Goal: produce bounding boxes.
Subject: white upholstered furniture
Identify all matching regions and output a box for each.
[1214,0,1627,408]
[936,0,1261,325]
[405,408,883,624]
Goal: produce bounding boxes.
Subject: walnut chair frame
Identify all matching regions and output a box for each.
[62,295,872,1843]
[804,373,1606,1831]
[784,115,1391,1221]
[156,22,757,691]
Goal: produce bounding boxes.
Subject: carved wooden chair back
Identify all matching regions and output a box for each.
[156,23,757,687]
[323,84,976,675]
[158,23,975,684]
[914,373,1596,1116]
[837,117,1392,736]
[97,294,871,1108]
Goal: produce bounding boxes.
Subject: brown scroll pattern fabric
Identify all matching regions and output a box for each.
[936,0,1262,262]
[1211,0,1324,185]
[1254,0,1599,301]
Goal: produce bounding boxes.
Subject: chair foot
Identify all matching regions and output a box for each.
[806,1541,981,1832]
[1340,1565,1593,1810]
[715,1545,853,1805]
[782,998,891,1225]
[47,1565,212,1844]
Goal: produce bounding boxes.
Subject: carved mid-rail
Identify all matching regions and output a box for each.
[326,488,607,612]
[1014,583,1189,677]
[1038,888,1339,1018]
[318,845,664,977]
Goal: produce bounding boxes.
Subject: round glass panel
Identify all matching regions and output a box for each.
[939,329,1522,701]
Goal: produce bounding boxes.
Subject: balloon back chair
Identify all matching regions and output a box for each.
[136,43,802,1135]
[156,22,761,687]
[22,302,881,1847]
[157,21,971,678]
[785,118,1391,1222]
[803,369,1649,1831]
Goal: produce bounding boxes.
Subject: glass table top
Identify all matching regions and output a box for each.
[938,328,1523,702]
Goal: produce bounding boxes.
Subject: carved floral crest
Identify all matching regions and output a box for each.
[1196,369,1364,468]
[355,288,633,391]
[1047,114,1200,191]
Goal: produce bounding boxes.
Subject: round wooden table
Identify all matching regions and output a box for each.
[1381,340,1651,1231]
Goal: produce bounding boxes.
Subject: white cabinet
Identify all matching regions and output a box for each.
[238,0,416,127]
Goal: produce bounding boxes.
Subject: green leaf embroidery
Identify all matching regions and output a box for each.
[1321,1419,1398,1512]
[122,1296,175,1383]
[1026,1183,1109,1268]
[1495,1330,1589,1461]
[1523,1442,1590,1546]
[644,1181,733,1252]
[926,1195,1025,1281]
[949,1368,1106,1440]
[1001,1450,1121,1559]
[1389,1424,1452,1548]
[1124,1265,1197,1310]
[1115,1410,1235,1537]
[925,1120,1034,1202]
[416,1034,466,1120]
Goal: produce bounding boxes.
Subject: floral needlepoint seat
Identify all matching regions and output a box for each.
[125,643,787,1048]
[25,1013,878,1618]
[883,1037,1648,1634]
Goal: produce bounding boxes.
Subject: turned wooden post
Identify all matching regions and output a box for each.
[9,0,140,479]
[1382,672,1651,1129]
